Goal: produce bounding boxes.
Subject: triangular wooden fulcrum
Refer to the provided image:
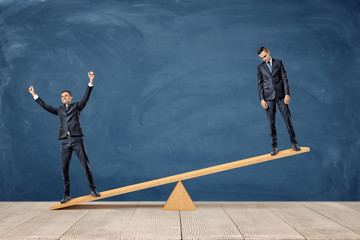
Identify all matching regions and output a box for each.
[163,181,196,211]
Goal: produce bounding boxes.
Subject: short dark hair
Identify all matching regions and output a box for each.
[257,46,268,55]
[61,90,72,96]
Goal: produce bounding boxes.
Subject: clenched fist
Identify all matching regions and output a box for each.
[88,71,95,84]
[29,86,36,97]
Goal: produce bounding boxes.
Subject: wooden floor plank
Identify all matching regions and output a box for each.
[60,202,140,240]
[119,202,181,240]
[0,202,13,210]
[338,202,360,212]
[221,202,304,240]
[181,202,243,240]
[0,202,90,240]
[264,202,360,240]
[0,202,49,237]
[301,202,360,236]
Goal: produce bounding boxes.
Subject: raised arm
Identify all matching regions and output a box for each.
[29,86,58,115]
[78,71,95,111]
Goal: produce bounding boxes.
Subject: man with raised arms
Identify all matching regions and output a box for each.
[29,71,101,203]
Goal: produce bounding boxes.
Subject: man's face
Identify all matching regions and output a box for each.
[258,50,271,63]
[61,92,73,105]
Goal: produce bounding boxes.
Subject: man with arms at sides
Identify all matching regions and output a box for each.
[257,47,301,155]
[29,71,101,204]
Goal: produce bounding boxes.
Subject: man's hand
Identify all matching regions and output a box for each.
[29,86,36,97]
[261,99,268,109]
[88,71,95,84]
[284,95,290,105]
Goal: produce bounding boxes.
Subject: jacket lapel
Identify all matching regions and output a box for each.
[263,61,272,75]
[271,59,276,73]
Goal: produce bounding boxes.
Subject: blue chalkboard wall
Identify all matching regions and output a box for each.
[0,0,359,201]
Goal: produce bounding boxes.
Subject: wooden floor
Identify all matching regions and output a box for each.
[1,202,360,240]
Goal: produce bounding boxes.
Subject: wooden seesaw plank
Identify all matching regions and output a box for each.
[51,147,310,210]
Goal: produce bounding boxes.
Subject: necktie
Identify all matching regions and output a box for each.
[267,62,272,72]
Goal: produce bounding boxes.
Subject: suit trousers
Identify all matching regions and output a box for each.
[60,136,96,195]
[265,97,297,147]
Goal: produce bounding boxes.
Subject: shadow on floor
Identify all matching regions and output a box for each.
[58,202,165,210]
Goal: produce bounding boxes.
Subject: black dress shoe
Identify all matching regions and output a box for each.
[60,195,71,204]
[270,147,279,156]
[292,144,301,151]
[91,189,101,197]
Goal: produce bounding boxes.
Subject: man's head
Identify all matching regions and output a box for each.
[61,90,73,105]
[257,46,271,63]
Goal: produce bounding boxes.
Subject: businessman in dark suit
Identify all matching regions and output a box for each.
[29,71,101,204]
[257,47,301,155]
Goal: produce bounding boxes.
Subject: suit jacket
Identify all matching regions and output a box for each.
[35,86,93,139]
[257,58,290,101]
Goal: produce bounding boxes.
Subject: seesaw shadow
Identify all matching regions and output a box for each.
[59,202,165,210]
